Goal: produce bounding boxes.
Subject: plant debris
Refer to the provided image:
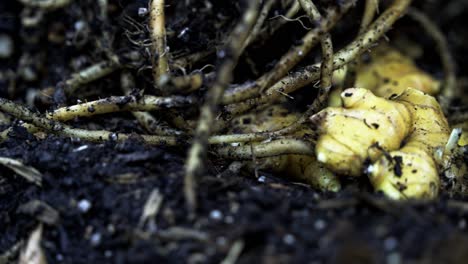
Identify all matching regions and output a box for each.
[0,157,42,186]
[1,0,468,263]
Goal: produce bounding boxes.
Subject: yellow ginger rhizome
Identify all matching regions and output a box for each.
[228,47,456,200]
[312,48,451,199]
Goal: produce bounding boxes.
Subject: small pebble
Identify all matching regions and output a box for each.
[138,7,148,17]
[314,219,327,230]
[109,133,118,141]
[77,199,92,213]
[104,250,113,258]
[386,252,401,264]
[73,145,89,152]
[107,224,115,234]
[217,50,226,59]
[384,237,398,251]
[21,67,37,82]
[283,234,296,245]
[74,20,86,31]
[0,34,13,58]
[224,215,234,224]
[459,219,466,229]
[90,232,101,246]
[209,210,223,221]
[216,236,227,247]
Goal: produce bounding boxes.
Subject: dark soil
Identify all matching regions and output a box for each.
[1,0,468,263]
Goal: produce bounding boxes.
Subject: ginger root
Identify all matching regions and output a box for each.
[313,88,412,177]
[313,87,450,199]
[355,47,441,98]
[312,48,451,199]
[369,88,450,199]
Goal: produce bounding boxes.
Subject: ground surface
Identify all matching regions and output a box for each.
[1,0,468,263]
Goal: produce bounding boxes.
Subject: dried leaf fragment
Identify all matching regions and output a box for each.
[19,225,47,264]
[0,157,42,186]
[17,200,60,225]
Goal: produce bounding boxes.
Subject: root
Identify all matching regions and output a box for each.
[0,97,181,145]
[226,0,355,104]
[17,0,72,10]
[165,72,208,94]
[343,0,378,87]
[172,50,218,70]
[215,139,314,160]
[254,0,301,46]
[5,0,444,200]
[225,0,413,115]
[360,0,379,33]
[208,132,273,145]
[184,0,262,212]
[48,95,195,121]
[299,0,334,99]
[220,1,351,105]
[149,0,170,89]
[64,60,121,96]
[121,72,183,136]
[243,0,276,50]
[0,123,40,143]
